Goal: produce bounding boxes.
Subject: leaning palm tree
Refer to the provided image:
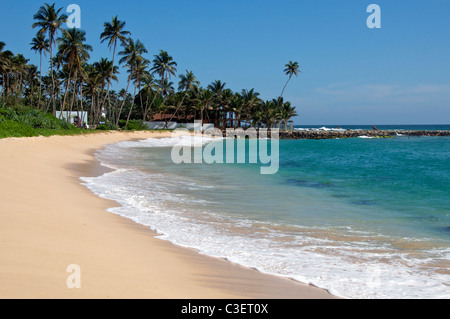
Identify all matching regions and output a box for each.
[281,61,300,98]
[32,3,68,114]
[30,33,50,109]
[100,16,130,111]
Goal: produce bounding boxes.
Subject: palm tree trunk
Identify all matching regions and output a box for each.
[0,73,5,101]
[116,75,131,125]
[30,80,35,107]
[45,93,51,113]
[62,66,73,120]
[165,90,187,129]
[49,33,56,115]
[69,79,77,119]
[89,93,95,127]
[141,88,162,129]
[38,53,43,110]
[101,41,117,116]
[126,82,138,127]
[280,75,292,98]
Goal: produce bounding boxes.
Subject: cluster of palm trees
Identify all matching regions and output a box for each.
[0,2,300,130]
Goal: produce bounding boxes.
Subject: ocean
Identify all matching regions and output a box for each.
[81,125,450,299]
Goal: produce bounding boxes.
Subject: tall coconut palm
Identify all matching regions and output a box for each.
[30,33,50,109]
[83,65,102,126]
[93,58,119,123]
[32,3,68,114]
[281,60,300,98]
[151,50,177,96]
[118,38,147,125]
[126,57,149,126]
[100,16,130,111]
[57,28,92,117]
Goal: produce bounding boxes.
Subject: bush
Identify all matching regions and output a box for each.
[0,105,84,138]
[0,119,35,138]
[96,121,118,131]
[118,119,147,131]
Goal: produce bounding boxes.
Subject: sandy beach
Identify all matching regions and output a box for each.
[0,131,336,299]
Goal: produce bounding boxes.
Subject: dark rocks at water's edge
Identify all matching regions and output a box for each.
[277,130,450,140]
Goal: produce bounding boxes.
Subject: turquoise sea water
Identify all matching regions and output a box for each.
[82,126,450,299]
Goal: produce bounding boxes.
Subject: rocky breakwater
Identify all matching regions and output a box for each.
[278,130,450,140]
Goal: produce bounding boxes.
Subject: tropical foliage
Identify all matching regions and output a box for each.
[0,2,300,131]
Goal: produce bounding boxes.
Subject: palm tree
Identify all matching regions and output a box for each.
[139,73,160,125]
[220,88,234,128]
[30,34,50,109]
[126,57,149,126]
[93,58,119,124]
[230,93,244,128]
[118,38,148,125]
[260,100,277,129]
[279,99,298,131]
[32,3,68,114]
[24,65,39,106]
[208,80,227,127]
[240,88,261,127]
[57,28,92,118]
[10,54,30,103]
[151,50,177,96]
[166,70,200,127]
[197,88,214,124]
[83,65,102,126]
[100,16,130,111]
[281,61,300,98]
[0,42,13,100]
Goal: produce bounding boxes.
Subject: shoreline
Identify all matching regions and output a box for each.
[0,131,337,299]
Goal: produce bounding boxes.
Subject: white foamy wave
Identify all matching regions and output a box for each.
[80,141,450,299]
[109,135,216,149]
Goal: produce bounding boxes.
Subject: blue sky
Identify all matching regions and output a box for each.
[1,0,449,124]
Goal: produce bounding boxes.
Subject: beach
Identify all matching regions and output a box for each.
[0,131,336,299]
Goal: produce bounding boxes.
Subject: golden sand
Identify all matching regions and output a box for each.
[0,131,336,299]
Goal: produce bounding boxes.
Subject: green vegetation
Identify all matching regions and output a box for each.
[0,104,90,138]
[0,2,300,137]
